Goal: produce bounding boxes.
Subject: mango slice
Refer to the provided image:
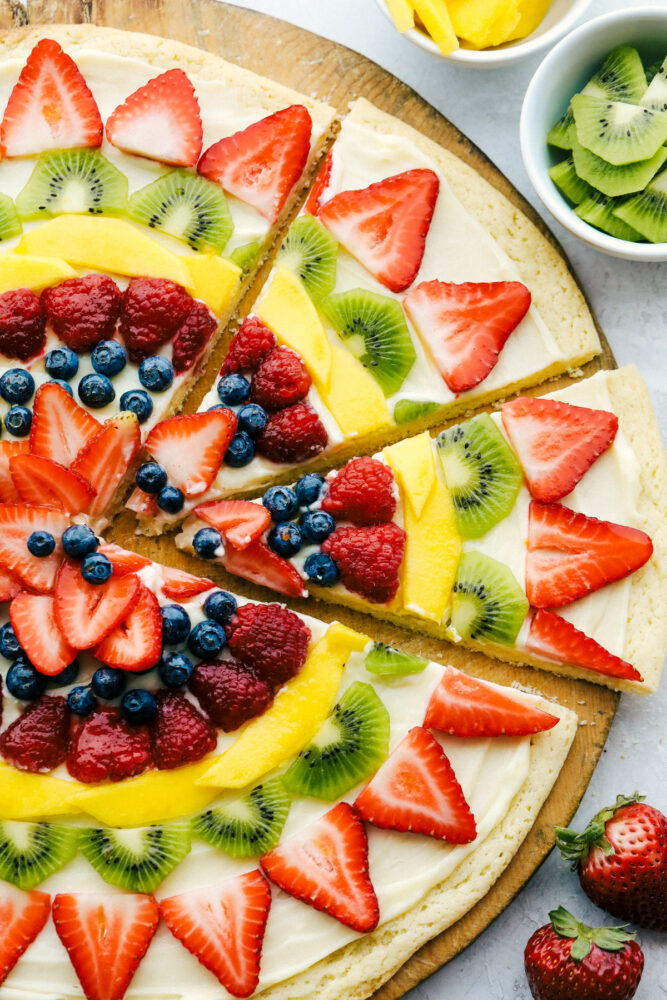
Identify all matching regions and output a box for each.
[387,0,415,31]
[384,432,436,519]
[324,343,392,437]
[447,0,520,49]
[0,763,79,819]
[184,254,241,315]
[0,253,78,294]
[410,0,459,54]
[506,0,552,41]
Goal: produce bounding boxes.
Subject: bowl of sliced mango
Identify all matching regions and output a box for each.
[375,0,593,65]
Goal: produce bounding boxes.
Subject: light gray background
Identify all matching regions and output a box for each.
[219,1,666,995]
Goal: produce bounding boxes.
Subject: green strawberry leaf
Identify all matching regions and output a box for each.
[549,906,636,964]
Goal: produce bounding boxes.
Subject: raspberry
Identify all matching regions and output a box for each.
[322,523,406,604]
[256,401,328,464]
[150,691,217,770]
[119,277,195,363]
[0,695,69,773]
[226,602,311,687]
[322,457,397,526]
[251,347,311,411]
[172,300,218,374]
[189,658,273,732]
[0,288,46,361]
[66,707,152,783]
[41,274,121,352]
[220,316,276,374]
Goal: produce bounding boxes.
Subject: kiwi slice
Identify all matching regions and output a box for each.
[283,681,390,801]
[191,778,290,857]
[436,413,523,539]
[277,214,338,301]
[641,56,667,112]
[323,288,417,396]
[230,239,261,275]
[393,399,440,425]
[365,642,427,676]
[128,169,233,253]
[0,820,79,889]
[548,157,593,204]
[79,822,191,893]
[614,167,667,243]
[15,149,128,219]
[0,193,22,241]
[575,191,644,241]
[450,552,528,647]
[547,108,576,151]
[571,133,667,198]
[571,94,667,166]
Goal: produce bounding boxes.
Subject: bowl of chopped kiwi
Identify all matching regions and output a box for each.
[520,6,667,260]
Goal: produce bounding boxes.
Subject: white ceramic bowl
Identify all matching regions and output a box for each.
[521,6,667,261]
[374,0,594,67]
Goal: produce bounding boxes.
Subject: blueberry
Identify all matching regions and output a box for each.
[139,356,174,392]
[78,373,115,408]
[6,658,47,700]
[158,650,194,689]
[304,552,340,587]
[67,685,98,717]
[44,347,79,381]
[188,620,226,658]
[47,379,74,395]
[62,524,98,559]
[161,604,192,645]
[91,340,127,376]
[121,688,158,725]
[237,403,268,438]
[119,389,153,424]
[0,622,22,660]
[207,403,225,411]
[0,368,35,405]
[204,590,237,625]
[295,472,325,507]
[217,373,250,406]
[300,510,336,543]
[193,527,222,559]
[135,462,168,494]
[268,521,302,557]
[263,485,299,522]
[81,552,113,585]
[5,406,32,437]
[157,485,184,513]
[48,660,80,688]
[91,666,126,701]
[27,530,55,558]
[223,431,254,467]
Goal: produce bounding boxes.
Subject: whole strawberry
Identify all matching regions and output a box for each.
[524,907,643,1000]
[555,793,667,931]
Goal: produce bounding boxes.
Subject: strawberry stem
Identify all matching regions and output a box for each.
[554,792,645,869]
[549,907,637,963]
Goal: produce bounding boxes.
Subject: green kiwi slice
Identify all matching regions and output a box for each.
[571,133,667,198]
[0,820,79,889]
[571,94,667,166]
[548,157,594,204]
[127,169,233,253]
[15,149,128,219]
[436,413,523,539]
[0,194,22,241]
[277,214,338,301]
[641,56,667,112]
[191,778,290,857]
[614,167,667,243]
[323,288,417,396]
[450,552,529,647]
[283,682,390,800]
[79,822,191,893]
[393,399,440,425]
[575,191,644,241]
[230,239,261,275]
[364,642,428,676]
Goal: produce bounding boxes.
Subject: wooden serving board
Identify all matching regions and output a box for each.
[0,2,620,996]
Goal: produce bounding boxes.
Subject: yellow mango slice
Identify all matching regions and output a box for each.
[0,253,77,294]
[198,623,368,789]
[384,432,436,519]
[256,267,333,386]
[506,0,552,40]
[184,254,241,316]
[324,344,392,438]
[0,763,79,819]
[447,0,520,48]
[410,0,459,54]
[387,0,415,31]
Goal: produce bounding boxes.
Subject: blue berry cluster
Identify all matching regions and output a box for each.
[135,460,184,514]
[213,373,268,469]
[0,368,36,437]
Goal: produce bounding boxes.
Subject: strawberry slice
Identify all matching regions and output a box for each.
[404,279,531,393]
[526,609,642,683]
[10,593,76,676]
[193,499,271,550]
[0,38,102,156]
[144,410,237,498]
[526,502,653,609]
[198,104,312,222]
[30,383,101,468]
[52,892,159,1000]
[424,665,560,737]
[10,454,95,514]
[125,487,158,518]
[222,539,305,598]
[106,68,202,167]
[304,149,333,215]
[355,726,477,843]
[501,396,619,503]
[0,885,51,987]
[71,412,141,517]
[160,566,215,601]
[318,169,439,292]
[96,541,152,577]
[54,560,141,650]
[0,566,21,603]
[94,583,162,672]
[261,801,379,933]
[0,441,29,503]
[0,504,69,593]
[160,871,271,998]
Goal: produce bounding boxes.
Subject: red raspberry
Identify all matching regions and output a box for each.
[322,523,406,604]
[172,300,218,374]
[41,274,121,352]
[220,316,276,374]
[226,602,311,687]
[251,347,311,411]
[0,288,46,361]
[66,707,152,783]
[256,401,328,464]
[0,695,69,773]
[189,658,273,732]
[322,457,397,526]
[119,277,194,363]
[150,691,217,769]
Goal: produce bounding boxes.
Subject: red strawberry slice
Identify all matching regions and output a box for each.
[0,566,21,603]
[198,104,312,222]
[526,502,653,609]
[10,593,76,676]
[0,504,69,593]
[527,609,642,683]
[261,801,379,933]
[305,149,333,215]
[10,454,95,514]
[71,412,141,517]
[193,499,270,549]
[0,441,29,503]
[221,539,305,599]
[30,382,101,468]
[94,583,162,672]
[424,664,560,737]
[106,68,202,167]
[501,396,619,503]
[52,892,159,1000]
[0,38,102,156]
[125,487,158,519]
[404,280,531,393]
[160,870,271,998]
[160,566,216,601]
[54,560,141,650]
[96,541,152,577]
[355,726,477,843]
[144,409,237,498]
[0,885,51,987]
[318,169,439,292]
